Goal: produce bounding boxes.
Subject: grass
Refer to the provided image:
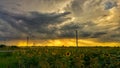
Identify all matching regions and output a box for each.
[0,52,18,68]
[0,46,120,68]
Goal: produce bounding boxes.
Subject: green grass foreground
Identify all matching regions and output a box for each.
[0,46,120,68]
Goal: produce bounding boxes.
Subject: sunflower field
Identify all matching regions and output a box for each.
[0,46,120,68]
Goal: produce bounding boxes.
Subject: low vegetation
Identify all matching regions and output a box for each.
[0,46,120,68]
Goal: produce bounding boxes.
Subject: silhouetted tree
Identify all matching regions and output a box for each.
[0,44,6,48]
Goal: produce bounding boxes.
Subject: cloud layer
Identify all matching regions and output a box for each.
[0,0,120,42]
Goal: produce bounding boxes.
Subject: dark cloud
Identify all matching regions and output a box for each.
[0,0,120,43]
[104,1,117,10]
[0,9,71,40]
[57,19,120,42]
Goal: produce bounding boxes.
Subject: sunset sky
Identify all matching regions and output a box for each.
[0,0,120,46]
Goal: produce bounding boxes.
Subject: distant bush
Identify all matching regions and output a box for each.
[0,44,6,48]
[10,46,19,49]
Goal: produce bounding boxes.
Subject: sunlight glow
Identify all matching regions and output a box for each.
[14,39,120,47]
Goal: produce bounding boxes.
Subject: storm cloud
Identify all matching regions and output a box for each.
[0,0,120,42]
[0,8,71,39]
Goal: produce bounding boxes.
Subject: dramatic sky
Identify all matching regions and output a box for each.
[0,0,120,46]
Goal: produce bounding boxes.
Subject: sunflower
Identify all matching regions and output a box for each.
[79,54,84,59]
[65,52,71,57]
[105,54,110,57]
[52,52,56,55]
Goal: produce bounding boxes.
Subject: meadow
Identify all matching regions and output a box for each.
[0,45,120,68]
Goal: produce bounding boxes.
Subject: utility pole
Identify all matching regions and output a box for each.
[26,36,29,46]
[75,30,78,47]
[3,39,6,45]
[26,31,32,46]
